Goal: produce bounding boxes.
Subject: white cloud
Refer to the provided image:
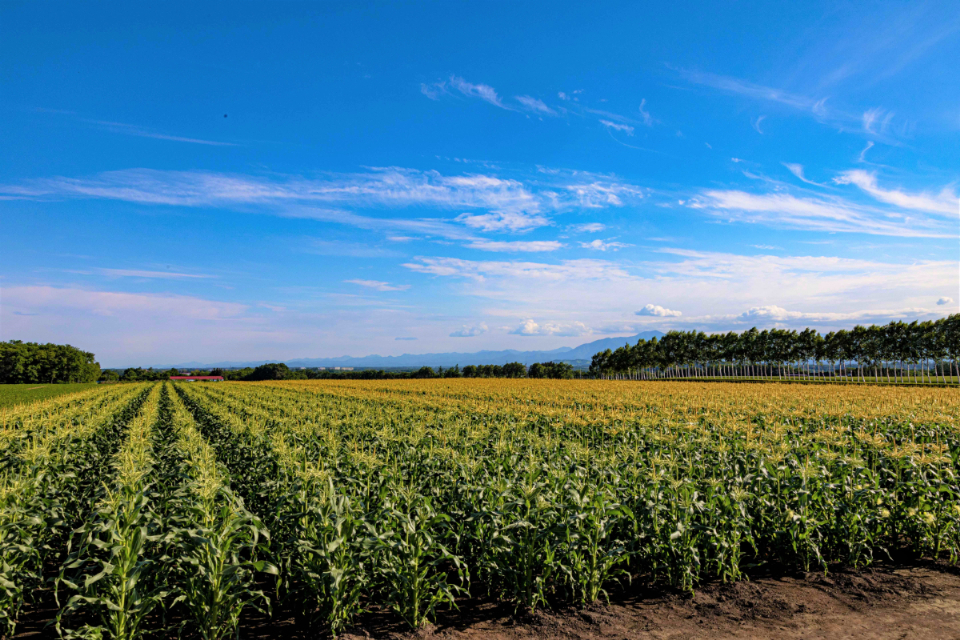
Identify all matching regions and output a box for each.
[2,167,643,237]
[580,239,630,251]
[858,141,874,162]
[511,319,591,337]
[600,120,634,135]
[692,189,951,237]
[782,163,822,186]
[862,108,894,134]
[344,279,411,292]
[402,250,954,336]
[636,304,682,317]
[95,268,214,279]
[420,82,446,100]
[638,99,654,126]
[1,285,246,321]
[753,115,766,134]
[395,336,418,341]
[565,181,643,208]
[834,170,957,215]
[515,95,557,116]
[569,222,606,233]
[938,297,954,306]
[737,305,800,322]
[455,210,550,233]
[449,76,511,110]
[465,240,563,252]
[450,323,487,337]
[83,119,236,147]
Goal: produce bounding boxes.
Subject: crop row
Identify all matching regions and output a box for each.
[171,380,960,635]
[4,379,960,638]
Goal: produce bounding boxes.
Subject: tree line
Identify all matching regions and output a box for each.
[98,360,578,382]
[227,361,577,380]
[0,341,101,384]
[589,315,960,384]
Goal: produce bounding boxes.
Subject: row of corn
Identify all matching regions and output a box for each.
[4,378,960,638]
[171,379,960,636]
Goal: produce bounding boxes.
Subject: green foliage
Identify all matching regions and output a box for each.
[591,314,960,384]
[0,341,100,384]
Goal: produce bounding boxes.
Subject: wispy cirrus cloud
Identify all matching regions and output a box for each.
[515,95,557,116]
[834,170,957,216]
[84,119,237,146]
[449,76,512,110]
[600,120,634,135]
[674,67,905,140]
[1,166,643,238]
[465,240,563,252]
[580,239,630,251]
[344,279,411,292]
[690,188,951,237]
[93,268,215,279]
[568,222,606,233]
[782,163,824,186]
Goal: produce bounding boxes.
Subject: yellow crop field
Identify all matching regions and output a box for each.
[2,379,959,637]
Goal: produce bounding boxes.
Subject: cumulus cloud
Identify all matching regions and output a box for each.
[511,319,591,337]
[636,304,682,317]
[938,297,954,306]
[737,305,800,322]
[450,323,488,337]
[344,279,410,292]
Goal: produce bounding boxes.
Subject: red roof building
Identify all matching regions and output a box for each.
[169,376,225,382]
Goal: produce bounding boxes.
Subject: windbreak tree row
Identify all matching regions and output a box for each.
[590,314,960,383]
[177,381,960,637]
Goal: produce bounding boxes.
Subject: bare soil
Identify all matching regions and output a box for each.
[15,562,960,639]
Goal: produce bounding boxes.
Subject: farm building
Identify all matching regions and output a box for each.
[168,375,224,382]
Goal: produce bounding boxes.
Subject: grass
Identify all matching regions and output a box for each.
[0,383,100,408]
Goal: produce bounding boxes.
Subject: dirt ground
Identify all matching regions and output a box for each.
[14,562,960,639]
[337,562,960,640]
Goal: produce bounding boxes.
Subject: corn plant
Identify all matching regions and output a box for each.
[165,384,277,640]
[365,486,465,629]
[56,385,163,640]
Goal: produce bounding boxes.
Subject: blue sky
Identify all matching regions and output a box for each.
[1,1,958,366]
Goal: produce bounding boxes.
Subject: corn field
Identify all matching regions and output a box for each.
[2,378,960,638]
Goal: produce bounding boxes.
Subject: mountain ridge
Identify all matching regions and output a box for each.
[135,331,665,369]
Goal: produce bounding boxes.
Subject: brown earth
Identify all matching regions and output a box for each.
[15,562,960,639]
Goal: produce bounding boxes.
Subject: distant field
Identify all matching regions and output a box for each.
[0,382,99,408]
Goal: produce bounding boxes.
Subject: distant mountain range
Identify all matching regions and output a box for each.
[138,331,665,370]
